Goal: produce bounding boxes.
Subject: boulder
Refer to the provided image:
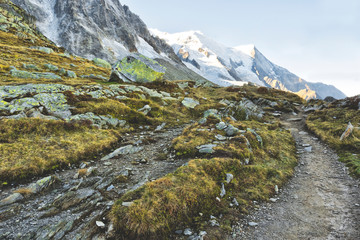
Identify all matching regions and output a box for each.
[197,144,217,154]
[109,54,166,83]
[101,145,144,161]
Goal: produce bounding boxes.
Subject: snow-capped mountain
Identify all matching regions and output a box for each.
[152,30,346,99]
[11,0,179,63]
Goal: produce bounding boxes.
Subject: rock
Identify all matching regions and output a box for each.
[247,128,263,147]
[220,183,226,197]
[93,58,111,69]
[237,99,264,119]
[122,202,134,207]
[197,144,217,154]
[340,122,354,141]
[184,228,193,236]
[44,63,59,71]
[66,70,77,78]
[30,46,54,54]
[138,104,151,115]
[138,86,163,98]
[182,97,200,109]
[304,146,312,152]
[110,54,165,83]
[216,122,227,130]
[198,117,207,125]
[10,68,39,79]
[96,221,106,228]
[203,109,221,120]
[215,134,227,141]
[225,125,240,136]
[232,198,239,206]
[101,145,144,161]
[175,230,183,235]
[275,185,279,194]
[248,222,258,227]
[86,167,97,177]
[269,198,278,203]
[209,219,220,227]
[288,118,302,122]
[28,176,58,194]
[0,193,24,206]
[69,112,125,128]
[155,123,166,132]
[226,173,234,183]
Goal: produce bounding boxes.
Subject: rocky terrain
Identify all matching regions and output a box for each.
[0,1,359,239]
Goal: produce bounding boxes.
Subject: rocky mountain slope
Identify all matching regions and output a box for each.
[152,30,347,100]
[10,0,210,84]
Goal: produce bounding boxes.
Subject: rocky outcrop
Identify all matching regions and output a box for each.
[11,0,179,63]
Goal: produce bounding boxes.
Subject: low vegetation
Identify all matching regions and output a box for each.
[111,103,298,238]
[0,118,121,182]
[306,96,360,177]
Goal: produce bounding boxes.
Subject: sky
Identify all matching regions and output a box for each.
[120,0,360,97]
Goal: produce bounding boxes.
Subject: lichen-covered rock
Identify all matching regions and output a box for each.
[0,193,24,207]
[0,84,74,99]
[225,125,240,136]
[69,112,126,129]
[22,63,40,71]
[66,70,77,78]
[182,97,199,109]
[30,46,54,54]
[10,67,39,79]
[109,54,166,83]
[92,58,111,69]
[237,99,264,120]
[33,93,71,118]
[44,64,59,71]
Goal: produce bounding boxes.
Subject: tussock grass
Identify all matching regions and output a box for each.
[306,99,360,176]
[0,118,121,181]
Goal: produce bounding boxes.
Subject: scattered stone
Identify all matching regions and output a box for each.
[287,118,302,122]
[101,145,144,161]
[304,146,312,152]
[122,202,134,207]
[197,144,217,154]
[106,185,115,191]
[275,185,279,194]
[340,122,354,141]
[0,193,24,207]
[209,219,220,227]
[96,221,106,228]
[155,123,166,132]
[182,97,200,109]
[270,198,278,203]
[104,162,112,166]
[220,183,226,197]
[184,228,193,236]
[138,105,151,115]
[216,122,227,130]
[233,198,239,206]
[226,173,234,183]
[248,222,258,227]
[175,230,183,235]
[215,134,227,141]
[225,125,240,136]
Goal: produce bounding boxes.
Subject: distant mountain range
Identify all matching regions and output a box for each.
[151,30,346,100]
[12,0,346,99]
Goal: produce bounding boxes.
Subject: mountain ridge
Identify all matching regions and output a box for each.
[152,29,347,100]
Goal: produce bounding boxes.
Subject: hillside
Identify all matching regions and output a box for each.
[151,30,347,100]
[0,1,359,239]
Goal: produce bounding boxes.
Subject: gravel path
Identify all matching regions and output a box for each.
[230,111,360,240]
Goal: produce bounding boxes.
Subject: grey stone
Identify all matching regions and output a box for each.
[27,176,56,194]
[122,202,134,207]
[96,221,106,228]
[248,222,258,227]
[215,134,227,141]
[101,145,144,161]
[197,144,217,154]
[138,105,151,115]
[184,228,193,236]
[288,118,302,122]
[220,183,226,197]
[304,146,312,152]
[0,193,24,206]
[182,97,199,109]
[225,125,240,136]
[226,173,234,184]
[216,122,227,130]
[155,123,166,132]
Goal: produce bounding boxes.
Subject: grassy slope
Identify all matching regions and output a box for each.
[111,86,302,239]
[306,97,360,177]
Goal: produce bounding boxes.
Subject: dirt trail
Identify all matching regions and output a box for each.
[230,110,360,240]
[0,125,187,239]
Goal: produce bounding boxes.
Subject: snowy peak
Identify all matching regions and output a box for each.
[153,30,346,99]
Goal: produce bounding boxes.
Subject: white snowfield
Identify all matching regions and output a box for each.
[150,29,264,87]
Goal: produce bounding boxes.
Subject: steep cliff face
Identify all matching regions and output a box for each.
[153,30,347,100]
[11,0,179,63]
